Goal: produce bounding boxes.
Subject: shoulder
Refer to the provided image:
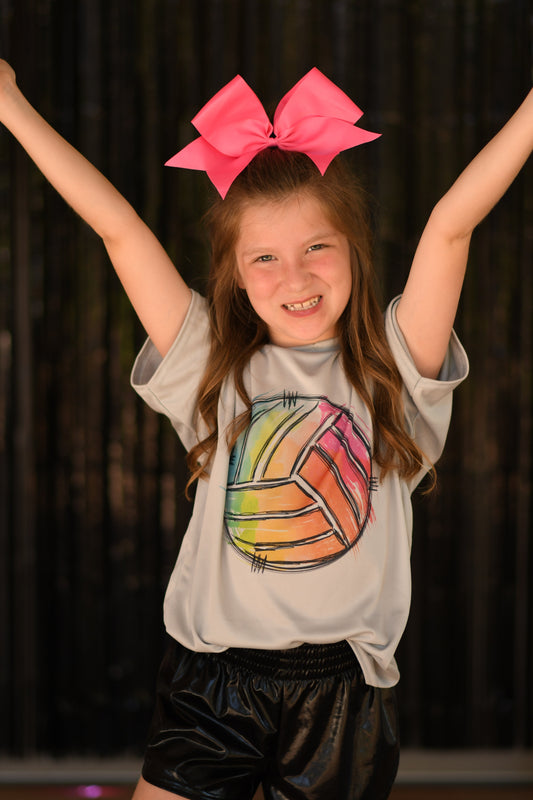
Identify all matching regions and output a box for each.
[385,296,469,398]
[131,291,209,386]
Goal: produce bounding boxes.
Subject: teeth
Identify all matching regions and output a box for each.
[284,296,321,311]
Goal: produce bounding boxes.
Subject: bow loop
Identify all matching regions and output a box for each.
[192,75,273,156]
[166,68,380,197]
[274,67,364,130]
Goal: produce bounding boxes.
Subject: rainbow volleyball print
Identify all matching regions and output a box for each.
[224,393,373,572]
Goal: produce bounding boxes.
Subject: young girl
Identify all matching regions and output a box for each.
[1,61,531,800]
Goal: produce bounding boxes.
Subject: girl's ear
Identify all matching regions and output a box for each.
[235,266,246,290]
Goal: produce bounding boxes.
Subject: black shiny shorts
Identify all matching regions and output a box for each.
[142,637,399,800]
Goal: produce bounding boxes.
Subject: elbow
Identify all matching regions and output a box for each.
[429,198,474,244]
[101,200,143,249]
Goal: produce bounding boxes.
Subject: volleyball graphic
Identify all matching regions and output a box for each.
[224,393,373,572]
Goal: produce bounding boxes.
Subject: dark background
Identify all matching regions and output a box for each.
[0,0,532,757]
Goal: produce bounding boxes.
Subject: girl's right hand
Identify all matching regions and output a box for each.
[0,59,16,94]
[0,60,18,116]
[0,58,15,77]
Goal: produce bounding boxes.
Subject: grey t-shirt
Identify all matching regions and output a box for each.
[131,290,469,687]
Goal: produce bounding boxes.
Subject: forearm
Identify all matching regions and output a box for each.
[397,88,533,379]
[1,61,192,356]
[0,68,136,244]
[433,88,533,240]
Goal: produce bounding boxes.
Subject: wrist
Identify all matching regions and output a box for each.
[0,62,23,123]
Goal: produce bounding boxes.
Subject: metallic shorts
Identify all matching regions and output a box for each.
[141,637,399,800]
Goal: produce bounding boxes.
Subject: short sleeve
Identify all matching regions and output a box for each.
[385,296,469,489]
[130,290,210,451]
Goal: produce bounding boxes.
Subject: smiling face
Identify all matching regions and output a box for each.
[234,193,353,348]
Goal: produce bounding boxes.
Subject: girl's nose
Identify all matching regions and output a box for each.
[283,257,309,291]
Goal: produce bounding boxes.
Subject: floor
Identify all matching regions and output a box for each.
[0,785,532,799]
[390,788,533,799]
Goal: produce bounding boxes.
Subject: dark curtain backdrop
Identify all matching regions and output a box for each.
[0,0,532,756]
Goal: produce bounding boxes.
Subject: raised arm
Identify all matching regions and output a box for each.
[0,60,191,357]
[397,88,533,378]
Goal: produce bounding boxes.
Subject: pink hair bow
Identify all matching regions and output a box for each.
[166,67,380,198]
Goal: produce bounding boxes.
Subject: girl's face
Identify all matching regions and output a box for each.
[235,193,352,347]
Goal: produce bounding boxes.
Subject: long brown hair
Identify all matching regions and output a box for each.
[186,148,426,492]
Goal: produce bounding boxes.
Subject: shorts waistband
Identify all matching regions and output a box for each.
[214,640,359,680]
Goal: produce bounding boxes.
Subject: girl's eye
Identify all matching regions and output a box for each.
[255,254,275,263]
[308,243,326,252]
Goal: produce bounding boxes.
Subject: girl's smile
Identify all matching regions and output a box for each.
[283,294,322,312]
[235,193,352,347]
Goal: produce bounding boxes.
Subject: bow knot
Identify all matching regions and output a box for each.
[166,68,380,198]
